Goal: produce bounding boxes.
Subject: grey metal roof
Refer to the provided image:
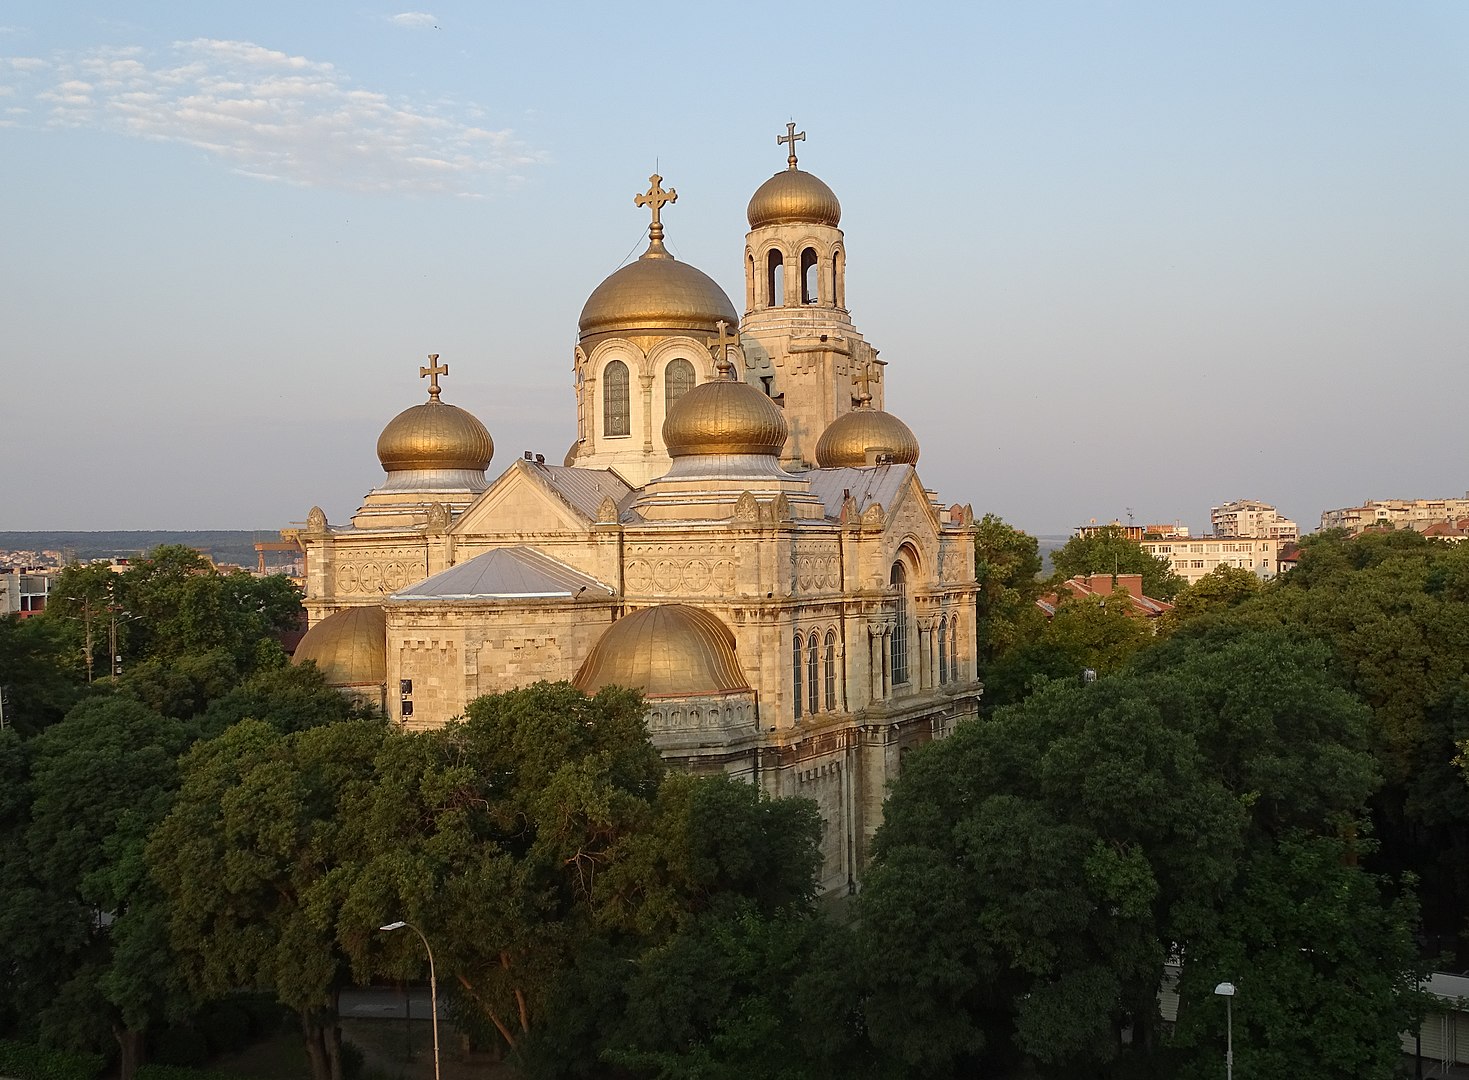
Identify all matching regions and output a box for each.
[805,464,916,520]
[529,463,634,521]
[391,546,613,600]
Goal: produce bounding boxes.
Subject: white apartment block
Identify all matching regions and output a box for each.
[1210,499,1299,541]
[1319,495,1469,535]
[1140,536,1282,586]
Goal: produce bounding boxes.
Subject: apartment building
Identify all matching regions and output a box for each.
[1210,499,1299,541]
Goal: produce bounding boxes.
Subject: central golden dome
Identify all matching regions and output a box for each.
[573,604,750,698]
[580,173,737,342]
[815,406,920,468]
[377,399,494,473]
[747,167,841,230]
[663,370,788,457]
[293,605,387,687]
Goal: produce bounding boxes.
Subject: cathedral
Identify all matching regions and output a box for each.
[290,127,981,891]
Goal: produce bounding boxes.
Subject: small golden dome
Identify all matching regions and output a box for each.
[663,370,788,457]
[293,606,387,687]
[573,604,750,698]
[815,406,920,468]
[377,399,494,473]
[747,168,841,230]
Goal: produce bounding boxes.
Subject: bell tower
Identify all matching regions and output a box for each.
[740,124,882,469]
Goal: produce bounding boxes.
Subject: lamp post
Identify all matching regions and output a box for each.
[1214,981,1236,1080]
[380,920,439,1080]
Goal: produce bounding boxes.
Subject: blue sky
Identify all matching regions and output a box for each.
[2,2,1465,535]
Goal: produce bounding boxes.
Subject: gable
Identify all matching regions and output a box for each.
[453,461,592,537]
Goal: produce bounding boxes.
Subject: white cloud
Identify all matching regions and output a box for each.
[20,40,539,195]
[387,12,437,29]
[7,56,48,71]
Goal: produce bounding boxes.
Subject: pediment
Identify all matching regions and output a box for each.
[452,461,592,538]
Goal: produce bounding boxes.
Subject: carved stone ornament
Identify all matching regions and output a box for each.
[771,493,793,523]
[596,495,620,524]
[840,495,861,528]
[425,502,451,533]
[733,491,761,524]
[861,502,885,528]
[305,506,328,535]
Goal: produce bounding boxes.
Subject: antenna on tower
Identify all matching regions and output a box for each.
[1126,507,1135,527]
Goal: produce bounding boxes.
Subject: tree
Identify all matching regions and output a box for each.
[10,697,193,1077]
[1163,563,1262,626]
[861,627,1402,1077]
[0,614,85,736]
[1050,525,1185,601]
[148,717,391,1080]
[973,513,1045,666]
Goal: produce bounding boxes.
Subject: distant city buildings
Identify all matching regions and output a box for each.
[1140,536,1284,586]
[1075,520,1190,541]
[0,566,53,617]
[1319,495,1469,536]
[1210,499,1298,542]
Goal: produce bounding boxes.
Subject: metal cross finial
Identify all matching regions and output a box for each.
[852,357,883,405]
[708,319,740,377]
[778,122,805,169]
[635,173,677,246]
[420,354,449,400]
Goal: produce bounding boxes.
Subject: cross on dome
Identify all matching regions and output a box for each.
[852,357,885,405]
[419,354,449,400]
[778,122,805,169]
[635,173,677,248]
[707,319,741,377]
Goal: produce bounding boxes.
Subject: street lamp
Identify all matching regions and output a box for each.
[380,920,439,1080]
[1214,981,1236,1080]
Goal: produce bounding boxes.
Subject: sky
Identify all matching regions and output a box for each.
[1,2,1465,537]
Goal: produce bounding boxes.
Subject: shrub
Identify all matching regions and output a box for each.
[0,1039,105,1080]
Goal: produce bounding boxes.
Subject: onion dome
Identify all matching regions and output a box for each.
[663,358,787,458]
[376,355,494,473]
[292,606,387,688]
[747,123,841,229]
[573,604,750,698]
[579,174,738,341]
[815,406,920,468]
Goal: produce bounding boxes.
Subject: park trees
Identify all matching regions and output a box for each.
[861,627,1412,1078]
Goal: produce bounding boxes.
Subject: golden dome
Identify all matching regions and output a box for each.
[578,249,737,340]
[293,605,387,687]
[573,604,750,698]
[815,406,920,468]
[377,399,494,473]
[579,173,738,341]
[663,369,788,458]
[747,167,841,230]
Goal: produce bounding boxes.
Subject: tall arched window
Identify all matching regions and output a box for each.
[792,632,803,720]
[767,249,784,308]
[834,248,846,308]
[890,562,909,686]
[664,357,694,413]
[938,615,949,683]
[823,630,837,711]
[800,247,819,304]
[745,253,755,310]
[807,630,820,716]
[603,360,630,437]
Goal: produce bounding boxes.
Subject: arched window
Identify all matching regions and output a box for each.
[664,357,694,413]
[807,630,820,716]
[792,632,803,720]
[890,562,909,685]
[824,630,837,711]
[800,247,819,304]
[834,248,846,308]
[603,360,630,437]
[745,253,755,310]
[767,249,784,308]
[938,615,949,683]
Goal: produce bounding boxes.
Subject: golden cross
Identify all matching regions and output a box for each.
[852,357,883,403]
[420,353,448,400]
[707,319,740,376]
[635,173,677,245]
[778,122,805,169]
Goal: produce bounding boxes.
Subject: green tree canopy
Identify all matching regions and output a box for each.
[973,513,1045,666]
